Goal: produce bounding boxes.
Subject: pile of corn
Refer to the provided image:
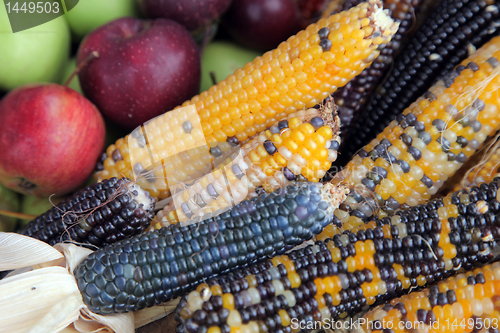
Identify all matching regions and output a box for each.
[10,0,500,332]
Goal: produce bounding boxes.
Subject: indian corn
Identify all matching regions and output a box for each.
[317,33,500,240]
[20,177,155,247]
[154,100,341,227]
[74,182,348,314]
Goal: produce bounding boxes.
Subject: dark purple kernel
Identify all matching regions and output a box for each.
[263,140,277,155]
[466,62,479,71]
[278,120,288,130]
[232,164,244,179]
[319,39,332,51]
[181,203,194,218]
[227,136,240,146]
[310,117,324,130]
[487,57,499,68]
[283,167,295,181]
[112,149,122,162]
[318,27,329,39]
[295,206,308,219]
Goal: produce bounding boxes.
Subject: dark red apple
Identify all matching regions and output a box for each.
[138,0,233,32]
[77,17,201,130]
[222,0,300,52]
[0,84,105,197]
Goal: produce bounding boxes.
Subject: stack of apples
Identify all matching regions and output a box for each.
[0,0,322,230]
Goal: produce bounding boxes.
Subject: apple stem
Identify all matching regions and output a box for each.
[64,51,100,87]
[209,71,218,86]
[0,209,37,220]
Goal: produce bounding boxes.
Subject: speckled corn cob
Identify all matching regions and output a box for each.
[174,179,500,333]
[332,0,423,144]
[345,0,500,155]
[94,0,399,201]
[154,101,341,227]
[74,182,348,315]
[358,264,500,333]
[317,34,500,240]
[20,177,155,247]
[456,145,500,190]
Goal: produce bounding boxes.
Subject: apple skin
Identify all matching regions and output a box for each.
[64,0,139,39]
[138,0,233,32]
[222,0,299,52]
[77,17,201,130]
[201,41,261,92]
[0,84,106,197]
[0,5,70,91]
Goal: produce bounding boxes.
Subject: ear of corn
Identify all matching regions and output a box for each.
[456,144,500,190]
[94,0,399,201]
[317,34,500,240]
[358,263,500,333]
[174,178,500,333]
[153,100,341,228]
[332,0,424,145]
[20,178,155,247]
[344,0,500,156]
[74,182,348,315]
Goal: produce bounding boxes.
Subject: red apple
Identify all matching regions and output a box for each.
[0,84,105,197]
[77,17,201,130]
[222,0,300,52]
[138,0,233,32]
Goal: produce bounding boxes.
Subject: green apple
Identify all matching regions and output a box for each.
[60,58,83,94]
[0,6,70,91]
[0,183,20,232]
[201,41,261,93]
[64,0,139,39]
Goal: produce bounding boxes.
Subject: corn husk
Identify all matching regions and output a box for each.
[0,232,178,333]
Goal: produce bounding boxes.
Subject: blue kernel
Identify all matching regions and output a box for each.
[219,245,230,259]
[296,195,309,206]
[93,262,105,275]
[250,222,263,235]
[161,277,171,290]
[318,201,328,210]
[295,206,309,219]
[115,277,126,291]
[311,222,322,234]
[203,264,212,277]
[310,194,321,203]
[170,261,179,276]
[210,247,220,261]
[228,243,239,257]
[269,217,278,229]
[86,283,99,298]
[246,202,257,213]
[170,275,179,288]
[101,291,115,305]
[208,222,218,234]
[202,250,213,263]
[277,216,289,228]
[113,264,124,277]
[190,239,201,253]
[309,184,320,193]
[217,220,226,232]
[173,232,183,243]
[310,117,324,130]
[164,248,175,262]
[284,226,294,237]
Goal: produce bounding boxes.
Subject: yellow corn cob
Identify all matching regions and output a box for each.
[317,34,500,240]
[94,0,399,200]
[154,101,341,227]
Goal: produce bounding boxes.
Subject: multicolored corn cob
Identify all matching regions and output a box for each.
[74,182,348,314]
[94,0,399,201]
[345,0,500,156]
[154,100,341,227]
[174,179,500,332]
[332,0,423,144]
[20,177,155,247]
[358,263,500,333]
[456,144,500,190]
[317,34,500,240]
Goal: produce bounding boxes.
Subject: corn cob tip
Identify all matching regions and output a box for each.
[368,0,400,38]
[128,182,156,212]
[322,182,350,213]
